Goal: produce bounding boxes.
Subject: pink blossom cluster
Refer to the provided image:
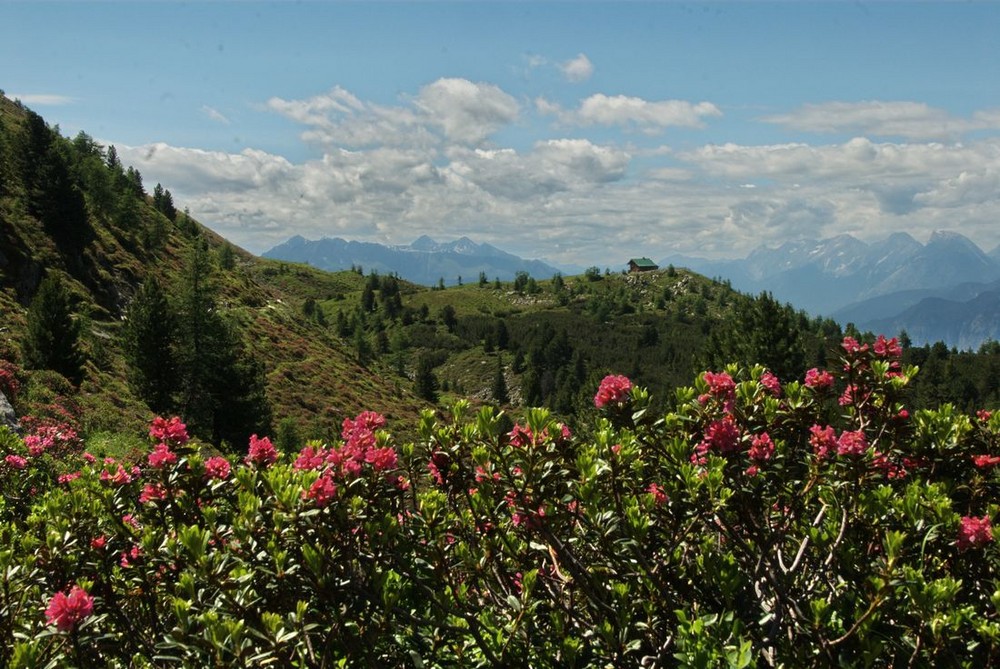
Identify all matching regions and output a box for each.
[304,474,337,508]
[100,458,139,486]
[4,454,27,470]
[293,412,396,493]
[44,585,94,632]
[703,371,736,400]
[594,375,632,409]
[804,368,834,390]
[148,442,177,469]
[246,435,278,467]
[507,422,571,449]
[647,482,668,506]
[24,424,80,457]
[836,430,868,457]
[760,371,782,397]
[692,416,742,464]
[957,515,994,551]
[204,456,231,480]
[0,361,20,400]
[149,416,189,447]
[873,335,903,359]
[748,433,775,462]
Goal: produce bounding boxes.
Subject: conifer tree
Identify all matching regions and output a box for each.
[24,274,84,384]
[492,355,509,405]
[121,276,176,413]
[414,354,438,402]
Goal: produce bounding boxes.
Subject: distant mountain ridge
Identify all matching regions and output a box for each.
[263,235,567,286]
[663,230,1000,349]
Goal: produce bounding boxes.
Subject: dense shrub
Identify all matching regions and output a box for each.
[1,336,1000,666]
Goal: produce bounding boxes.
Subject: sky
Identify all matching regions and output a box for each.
[3,1,1000,267]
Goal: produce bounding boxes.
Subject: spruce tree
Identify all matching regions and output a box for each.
[492,355,509,405]
[414,354,438,402]
[121,276,176,413]
[24,274,84,384]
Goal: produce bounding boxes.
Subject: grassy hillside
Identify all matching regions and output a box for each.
[0,94,426,447]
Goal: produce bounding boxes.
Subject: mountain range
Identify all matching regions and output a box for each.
[263,235,574,286]
[663,231,1000,350]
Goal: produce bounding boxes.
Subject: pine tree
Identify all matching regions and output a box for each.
[414,354,438,402]
[492,355,509,405]
[121,276,176,413]
[24,274,85,384]
[173,240,271,446]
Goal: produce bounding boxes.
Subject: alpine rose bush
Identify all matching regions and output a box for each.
[1,335,1000,667]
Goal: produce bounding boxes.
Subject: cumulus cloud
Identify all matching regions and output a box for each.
[414,78,520,144]
[559,53,594,82]
[763,101,1000,140]
[266,79,517,149]
[539,94,722,133]
[113,79,1000,265]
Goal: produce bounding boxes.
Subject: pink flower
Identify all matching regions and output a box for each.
[303,475,337,508]
[246,434,277,467]
[873,335,902,359]
[700,417,741,455]
[647,482,668,506]
[958,515,994,551]
[204,456,231,480]
[508,423,534,448]
[58,472,81,485]
[45,585,94,632]
[4,454,27,470]
[973,455,1000,469]
[749,433,775,462]
[760,371,782,397]
[100,464,133,486]
[703,371,736,400]
[147,443,177,469]
[836,430,867,457]
[293,445,327,471]
[120,544,142,568]
[842,336,869,354]
[138,482,168,504]
[365,446,398,472]
[810,424,837,460]
[804,368,834,390]
[149,416,189,447]
[90,535,107,550]
[82,452,96,464]
[977,410,993,422]
[594,375,632,408]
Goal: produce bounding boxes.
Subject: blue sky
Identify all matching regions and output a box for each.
[4,2,1000,265]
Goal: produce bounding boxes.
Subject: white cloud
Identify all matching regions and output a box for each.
[414,78,520,144]
[112,80,1000,265]
[763,101,1000,140]
[266,79,517,149]
[559,53,594,83]
[201,105,230,124]
[539,94,722,133]
[10,93,77,106]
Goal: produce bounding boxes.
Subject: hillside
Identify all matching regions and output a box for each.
[0,94,426,445]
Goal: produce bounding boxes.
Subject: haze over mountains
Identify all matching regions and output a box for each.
[664,231,1000,349]
[263,235,577,287]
